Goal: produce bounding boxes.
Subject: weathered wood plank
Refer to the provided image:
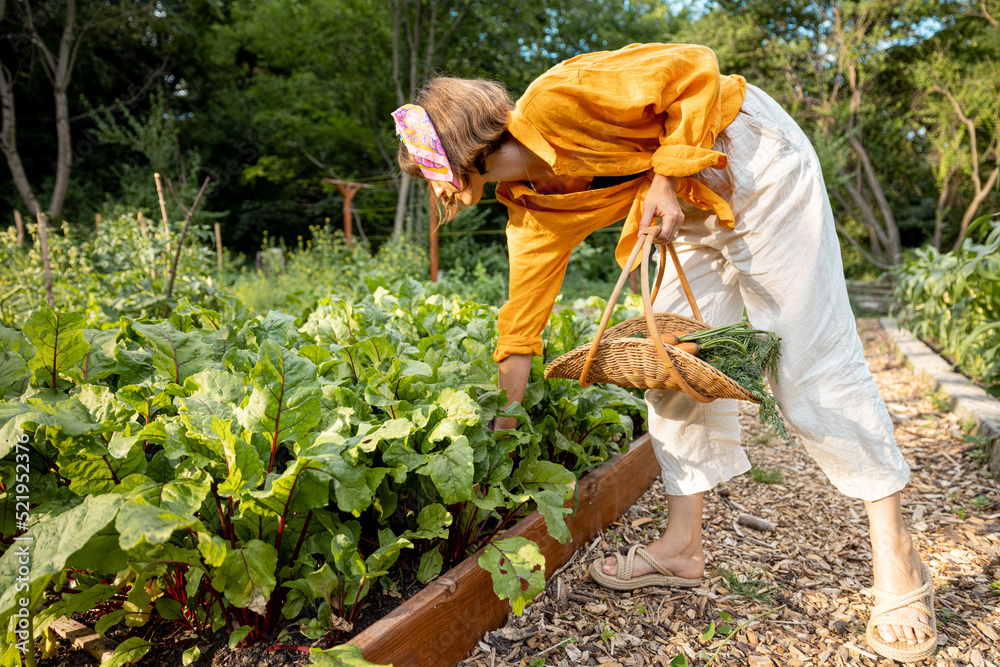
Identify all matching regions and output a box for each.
[351,433,659,667]
[49,617,119,663]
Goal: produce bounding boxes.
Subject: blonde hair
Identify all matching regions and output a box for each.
[397,77,512,223]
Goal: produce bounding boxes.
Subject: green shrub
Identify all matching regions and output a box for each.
[0,212,226,328]
[230,228,432,319]
[892,214,1000,395]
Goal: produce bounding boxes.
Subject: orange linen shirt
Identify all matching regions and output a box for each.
[492,43,747,363]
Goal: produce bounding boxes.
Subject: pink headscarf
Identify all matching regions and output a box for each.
[392,104,461,189]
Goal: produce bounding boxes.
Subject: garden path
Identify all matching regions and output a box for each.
[459,319,1000,667]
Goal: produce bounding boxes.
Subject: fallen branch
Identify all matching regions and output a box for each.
[737,514,776,533]
[841,641,879,660]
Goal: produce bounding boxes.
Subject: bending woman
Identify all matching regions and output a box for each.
[392,43,935,663]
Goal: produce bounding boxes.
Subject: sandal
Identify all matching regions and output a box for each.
[865,562,938,663]
[589,545,702,591]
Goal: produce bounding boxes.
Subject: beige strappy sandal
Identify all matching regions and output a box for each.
[589,545,702,591]
[865,563,938,663]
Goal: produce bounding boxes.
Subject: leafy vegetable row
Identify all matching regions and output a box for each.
[0,281,644,667]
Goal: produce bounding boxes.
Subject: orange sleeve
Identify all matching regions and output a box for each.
[574,44,734,178]
[492,217,574,363]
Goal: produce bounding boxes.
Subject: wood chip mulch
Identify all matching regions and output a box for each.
[459,319,1000,667]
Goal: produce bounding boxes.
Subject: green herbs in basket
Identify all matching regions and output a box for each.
[677,314,791,441]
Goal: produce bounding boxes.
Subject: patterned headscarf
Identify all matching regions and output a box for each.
[392,103,461,189]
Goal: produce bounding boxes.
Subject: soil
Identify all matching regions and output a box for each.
[35,617,315,667]
[459,319,1000,667]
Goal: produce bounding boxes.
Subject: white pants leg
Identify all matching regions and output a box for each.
[645,84,910,502]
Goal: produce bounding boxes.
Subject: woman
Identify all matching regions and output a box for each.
[392,43,935,663]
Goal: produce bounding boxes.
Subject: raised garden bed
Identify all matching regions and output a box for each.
[2,295,650,667]
[350,433,660,667]
[34,434,658,667]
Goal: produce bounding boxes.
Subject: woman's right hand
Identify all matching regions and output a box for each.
[640,173,684,244]
[495,353,533,430]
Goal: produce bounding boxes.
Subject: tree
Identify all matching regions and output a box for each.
[672,0,945,268]
[186,0,665,246]
[914,1,1000,250]
[0,0,158,221]
[388,0,664,239]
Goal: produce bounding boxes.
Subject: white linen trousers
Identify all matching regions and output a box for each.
[645,84,910,502]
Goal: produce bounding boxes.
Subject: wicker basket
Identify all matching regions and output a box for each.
[544,226,758,404]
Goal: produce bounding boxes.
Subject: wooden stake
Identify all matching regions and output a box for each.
[35,211,55,307]
[153,172,169,230]
[164,177,212,317]
[154,172,173,260]
[214,222,223,269]
[94,212,102,232]
[429,195,439,283]
[339,183,361,245]
[13,210,24,247]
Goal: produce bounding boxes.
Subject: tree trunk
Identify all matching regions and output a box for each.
[842,54,900,263]
[391,0,409,240]
[3,0,81,223]
[0,0,41,216]
[931,85,1000,251]
[46,0,77,221]
[847,134,900,261]
[829,4,901,266]
[422,0,438,83]
[932,170,957,251]
[0,64,42,217]
[49,82,72,221]
[953,163,1000,250]
[831,189,891,268]
[393,171,411,239]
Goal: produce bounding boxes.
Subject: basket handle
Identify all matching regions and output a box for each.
[579,226,713,403]
[639,231,713,403]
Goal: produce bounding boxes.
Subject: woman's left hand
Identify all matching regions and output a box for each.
[640,173,683,243]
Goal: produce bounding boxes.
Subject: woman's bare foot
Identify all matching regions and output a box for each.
[871,535,930,645]
[602,492,706,580]
[601,532,705,579]
[866,492,931,645]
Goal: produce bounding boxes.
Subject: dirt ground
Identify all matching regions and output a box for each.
[458,319,1000,667]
